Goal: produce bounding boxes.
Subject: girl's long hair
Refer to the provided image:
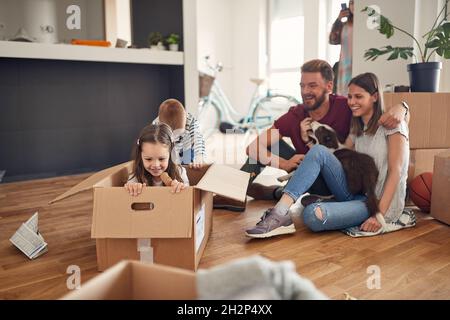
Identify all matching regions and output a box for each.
[130,123,182,185]
[349,72,384,137]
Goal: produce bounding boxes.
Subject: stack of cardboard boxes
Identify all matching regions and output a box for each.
[385,93,450,224]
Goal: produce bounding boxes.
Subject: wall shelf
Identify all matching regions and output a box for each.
[0,41,184,65]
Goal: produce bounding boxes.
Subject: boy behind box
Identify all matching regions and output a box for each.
[153,99,206,168]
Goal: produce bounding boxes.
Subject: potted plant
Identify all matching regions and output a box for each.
[362,0,450,92]
[165,33,180,51]
[148,32,164,50]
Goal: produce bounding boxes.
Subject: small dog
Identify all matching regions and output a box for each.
[278,121,379,216]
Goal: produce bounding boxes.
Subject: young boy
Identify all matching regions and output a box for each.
[153,99,206,168]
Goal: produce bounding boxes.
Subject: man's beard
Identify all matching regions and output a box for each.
[302,89,328,112]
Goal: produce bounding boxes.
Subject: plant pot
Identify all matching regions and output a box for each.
[407,62,442,92]
[168,44,179,51]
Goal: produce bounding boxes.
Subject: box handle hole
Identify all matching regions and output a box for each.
[131,202,154,211]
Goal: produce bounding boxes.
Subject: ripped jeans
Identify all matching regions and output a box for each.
[283,144,370,231]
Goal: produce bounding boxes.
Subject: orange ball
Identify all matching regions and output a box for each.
[408,172,432,213]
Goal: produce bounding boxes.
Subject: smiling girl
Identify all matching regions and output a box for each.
[345,72,409,232]
[125,123,189,196]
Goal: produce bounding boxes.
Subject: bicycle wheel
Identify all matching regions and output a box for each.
[252,95,299,129]
[197,99,221,139]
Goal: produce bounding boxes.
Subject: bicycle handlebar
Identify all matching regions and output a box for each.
[203,55,223,75]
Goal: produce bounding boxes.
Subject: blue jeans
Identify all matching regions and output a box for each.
[283,145,370,231]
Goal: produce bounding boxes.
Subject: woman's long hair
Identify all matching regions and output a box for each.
[349,72,384,137]
[130,123,182,185]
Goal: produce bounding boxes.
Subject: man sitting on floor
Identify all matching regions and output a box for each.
[213,59,409,212]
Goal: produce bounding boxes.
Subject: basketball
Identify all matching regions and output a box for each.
[408,172,432,213]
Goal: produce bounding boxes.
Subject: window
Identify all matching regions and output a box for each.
[267,0,349,98]
[267,0,303,100]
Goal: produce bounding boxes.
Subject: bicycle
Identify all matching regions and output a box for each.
[197,56,300,140]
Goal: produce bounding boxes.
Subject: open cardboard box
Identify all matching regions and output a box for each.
[62,260,197,299]
[431,150,450,225]
[408,148,448,183]
[50,162,249,271]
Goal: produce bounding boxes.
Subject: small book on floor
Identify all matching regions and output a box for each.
[10,212,48,259]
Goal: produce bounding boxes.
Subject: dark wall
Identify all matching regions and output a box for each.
[0,58,184,182]
[131,0,183,50]
[0,0,185,182]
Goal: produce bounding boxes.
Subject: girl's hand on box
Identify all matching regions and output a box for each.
[171,179,186,193]
[124,182,146,196]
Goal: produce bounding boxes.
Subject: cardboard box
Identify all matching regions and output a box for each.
[50,162,249,271]
[62,260,197,300]
[384,93,450,149]
[408,148,449,183]
[430,150,450,225]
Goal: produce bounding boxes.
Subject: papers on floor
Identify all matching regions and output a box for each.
[10,212,48,259]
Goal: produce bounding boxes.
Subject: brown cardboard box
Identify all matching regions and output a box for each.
[430,150,450,225]
[50,162,249,271]
[384,93,450,149]
[408,149,449,183]
[62,260,197,300]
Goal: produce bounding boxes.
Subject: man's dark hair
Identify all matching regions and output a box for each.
[301,59,334,82]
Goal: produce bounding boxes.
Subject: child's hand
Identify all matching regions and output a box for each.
[124,182,146,196]
[170,179,186,193]
[189,158,204,170]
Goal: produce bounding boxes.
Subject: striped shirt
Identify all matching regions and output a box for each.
[153,112,206,164]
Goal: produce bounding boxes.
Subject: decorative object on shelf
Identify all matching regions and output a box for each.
[0,23,6,41]
[148,31,164,50]
[39,24,55,44]
[71,39,111,47]
[362,0,449,92]
[10,27,35,42]
[394,85,410,92]
[384,83,395,92]
[165,33,180,51]
[115,38,128,48]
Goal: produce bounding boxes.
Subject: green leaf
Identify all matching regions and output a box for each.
[426,39,441,48]
[379,15,394,38]
[387,49,399,60]
[444,49,450,59]
[442,22,450,37]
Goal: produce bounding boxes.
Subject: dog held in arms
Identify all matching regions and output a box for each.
[278,121,379,216]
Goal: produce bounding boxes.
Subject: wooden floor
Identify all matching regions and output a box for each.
[1,172,449,300]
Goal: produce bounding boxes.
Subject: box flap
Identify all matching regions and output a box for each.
[62,260,132,299]
[195,164,250,202]
[436,149,450,158]
[184,163,212,186]
[91,187,193,238]
[62,260,197,300]
[132,261,197,299]
[49,161,133,204]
